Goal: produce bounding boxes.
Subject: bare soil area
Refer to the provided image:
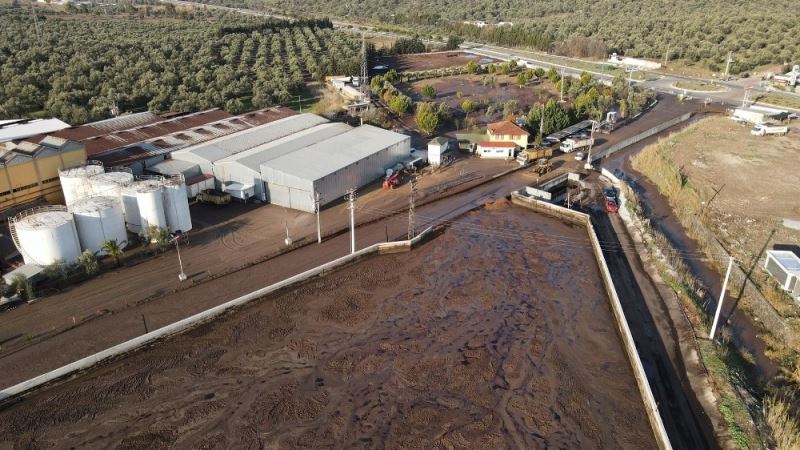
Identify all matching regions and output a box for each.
[0,202,656,449]
[654,116,800,263]
[371,51,495,72]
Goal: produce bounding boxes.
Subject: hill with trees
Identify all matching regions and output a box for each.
[197,0,799,74]
[0,5,361,123]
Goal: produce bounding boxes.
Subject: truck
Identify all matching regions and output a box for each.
[751,124,789,136]
[559,137,594,153]
[515,146,554,166]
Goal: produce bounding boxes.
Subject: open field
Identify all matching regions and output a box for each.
[0,202,656,448]
[400,73,559,115]
[371,51,494,72]
[633,116,800,264]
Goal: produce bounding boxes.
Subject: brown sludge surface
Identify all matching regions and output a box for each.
[0,201,656,449]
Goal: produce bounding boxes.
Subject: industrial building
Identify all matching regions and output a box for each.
[0,136,87,211]
[260,124,410,212]
[170,113,411,211]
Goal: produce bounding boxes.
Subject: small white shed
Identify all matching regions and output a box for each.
[427,137,451,166]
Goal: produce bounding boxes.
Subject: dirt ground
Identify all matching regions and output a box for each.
[655,115,800,263]
[371,51,495,72]
[0,202,656,449]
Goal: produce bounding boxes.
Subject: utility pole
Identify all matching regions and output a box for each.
[585,120,597,170]
[297,94,302,113]
[314,191,322,244]
[663,43,670,67]
[741,87,752,107]
[709,256,735,340]
[723,51,733,81]
[359,32,369,99]
[539,102,545,142]
[559,69,565,103]
[407,177,418,240]
[170,235,187,281]
[29,1,40,40]
[345,189,357,254]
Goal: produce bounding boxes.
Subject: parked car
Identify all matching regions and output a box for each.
[603,187,617,201]
[604,197,619,213]
[574,152,584,161]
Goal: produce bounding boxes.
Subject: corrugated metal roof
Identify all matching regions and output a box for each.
[147,159,200,176]
[0,118,70,142]
[173,114,329,164]
[219,122,353,172]
[261,125,410,181]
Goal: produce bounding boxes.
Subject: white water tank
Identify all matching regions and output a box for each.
[59,162,104,206]
[12,207,81,265]
[70,196,128,255]
[121,185,141,233]
[163,176,192,233]
[136,179,167,234]
[88,170,134,202]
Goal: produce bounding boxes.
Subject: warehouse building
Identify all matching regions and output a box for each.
[170,113,411,211]
[261,124,410,212]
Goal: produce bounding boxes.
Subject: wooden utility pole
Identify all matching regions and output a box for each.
[407,177,418,240]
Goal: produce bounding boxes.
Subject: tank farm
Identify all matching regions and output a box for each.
[8,161,192,268]
[0,200,658,448]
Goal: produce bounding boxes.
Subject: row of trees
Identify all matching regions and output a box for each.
[207,0,800,73]
[0,6,362,123]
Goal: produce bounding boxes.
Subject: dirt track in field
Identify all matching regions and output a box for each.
[0,201,656,449]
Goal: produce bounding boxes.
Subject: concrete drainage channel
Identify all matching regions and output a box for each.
[0,227,434,404]
[511,191,672,450]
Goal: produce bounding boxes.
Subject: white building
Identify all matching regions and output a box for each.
[764,250,800,301]
[261,125,410,212]
[607,53,662,70]
[477,141,517,159]
[427,137,451,166]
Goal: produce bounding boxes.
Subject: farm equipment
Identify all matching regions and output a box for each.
[196,189,231,205]
[529,158,553,175]
[383,171,401,189]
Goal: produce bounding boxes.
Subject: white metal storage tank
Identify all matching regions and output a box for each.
[70,196,128,255]
[121,185,141,233]
[88,169,133,201]
[135,179,167,234]
[59,161,104,206]
[162,175,193,233]
[11,206,82,266]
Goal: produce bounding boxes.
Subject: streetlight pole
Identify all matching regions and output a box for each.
[709,256,735,340]
[345,189,357,254]
[171,235,187,281]
[314,191,322,244]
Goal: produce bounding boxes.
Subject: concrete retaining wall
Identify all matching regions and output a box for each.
[593,112,692,161]
[0,227,434,402]
[511,192,672,450]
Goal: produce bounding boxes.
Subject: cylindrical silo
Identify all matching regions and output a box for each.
[121,185,141,233]
[59,161,104,206]
[11,206,82,266]
[136,179,167,235]
[163,176,193,233]
[70,196,128,255]
[88,169,133,201]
